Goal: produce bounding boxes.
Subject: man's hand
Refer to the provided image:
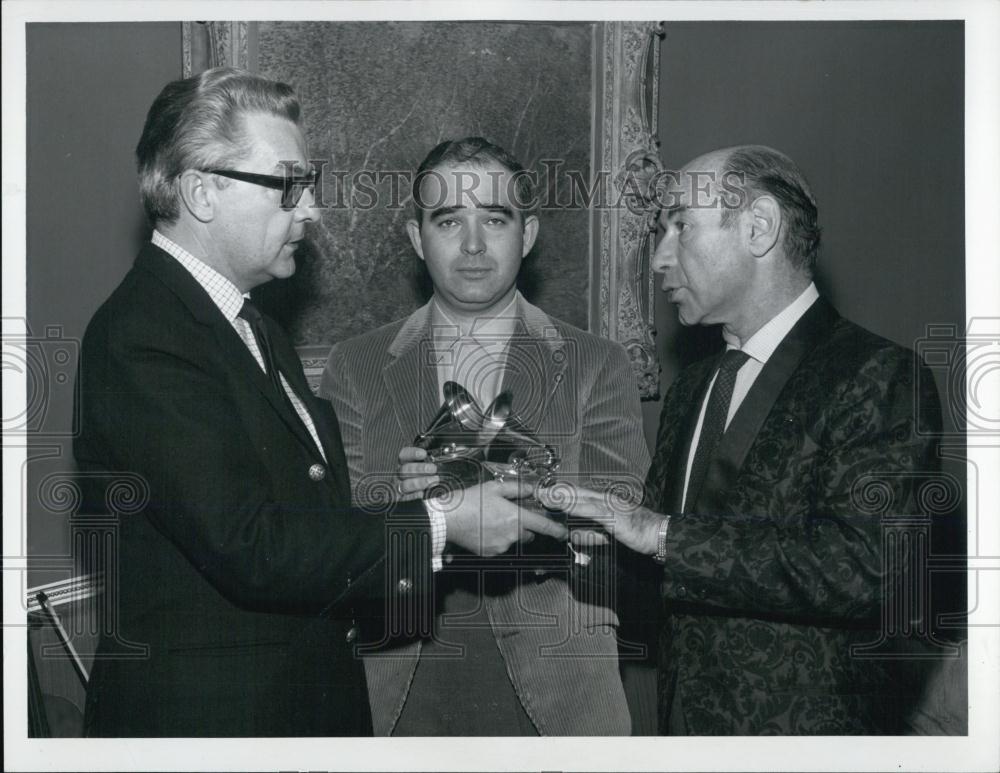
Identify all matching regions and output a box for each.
[439,480,569,556]
[535,483,665,556]
[396,446,440,501]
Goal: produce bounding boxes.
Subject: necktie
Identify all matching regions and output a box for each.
[238,298,284,397]
[684,348,750,513]
[238,299,327,461]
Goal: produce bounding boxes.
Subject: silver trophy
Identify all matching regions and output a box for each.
[414,381,560,492]
[416,382,585,567]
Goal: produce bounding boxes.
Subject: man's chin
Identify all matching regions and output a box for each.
[446,287,513,311]
[271,257,297,281]
[675,307,698,327]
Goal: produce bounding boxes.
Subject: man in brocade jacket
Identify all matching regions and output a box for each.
[543,145,941,735]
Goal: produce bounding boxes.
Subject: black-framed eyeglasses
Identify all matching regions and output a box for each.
[208,168,319,210]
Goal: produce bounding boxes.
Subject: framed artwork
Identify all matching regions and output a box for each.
[184,20,663,398]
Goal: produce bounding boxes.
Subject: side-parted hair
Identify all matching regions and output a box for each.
[136,67,301,224]
[720,145,822,274]
[412,136,536,223]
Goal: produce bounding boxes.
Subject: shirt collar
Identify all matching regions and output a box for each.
[430,292,521,345]
[152,229,247,324]
[723,282,820,363]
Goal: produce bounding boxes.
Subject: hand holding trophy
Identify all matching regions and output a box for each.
[401,382,578,568]
[413,381,561,495]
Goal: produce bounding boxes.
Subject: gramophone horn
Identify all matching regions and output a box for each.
[414,381,482,449]
[443,381,481,431]
[477,390,513,446]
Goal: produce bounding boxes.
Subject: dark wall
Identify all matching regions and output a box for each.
[26,22,181,569]
[646,21,964,445]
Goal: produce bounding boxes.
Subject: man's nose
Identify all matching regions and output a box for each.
[295,187,321,224]
[461,225,485,255]
[651,229,677,275]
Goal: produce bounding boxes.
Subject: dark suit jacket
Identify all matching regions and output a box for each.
[73,243,433,737]
[647,298,941,734]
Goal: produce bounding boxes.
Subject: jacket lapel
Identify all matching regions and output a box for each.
[503,298,569,434]
[694,297,840,515]
[383,304,441,443]
[663,363,719,513]
[381,299,570,444]
[268,326,334,463]
[135,243,324,462]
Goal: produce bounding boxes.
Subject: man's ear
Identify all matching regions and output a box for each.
[178,170,215,223]
[521,214,540,257]
[747,195,782,258]
[405,219,425,261]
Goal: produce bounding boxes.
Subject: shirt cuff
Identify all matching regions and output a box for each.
[423,496,448,572]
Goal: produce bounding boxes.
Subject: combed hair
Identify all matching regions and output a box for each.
[135,67,301,224]
[720,145,822,273]
[412,136,536,222]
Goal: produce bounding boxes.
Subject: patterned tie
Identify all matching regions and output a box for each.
[237,298,284,397]
[684,348,750,513]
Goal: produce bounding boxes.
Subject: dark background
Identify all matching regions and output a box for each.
[650,20,964,445]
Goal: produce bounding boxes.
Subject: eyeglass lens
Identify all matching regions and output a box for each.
[281,171,318,210]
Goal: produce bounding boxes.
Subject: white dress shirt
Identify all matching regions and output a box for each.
[680,283,820,511]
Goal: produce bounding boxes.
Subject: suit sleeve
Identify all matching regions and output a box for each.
[571,342,654,611]
[74,316,432,618]
[568,341,652,597]
[659,346,942,623]
[578,342,651,491]
[571,341,658,734]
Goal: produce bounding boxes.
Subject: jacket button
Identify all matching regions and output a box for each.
[345,626,359,643]
[308,463,326,481]
[397,578,413,593]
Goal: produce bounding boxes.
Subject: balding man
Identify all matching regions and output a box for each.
[542,145,942,734]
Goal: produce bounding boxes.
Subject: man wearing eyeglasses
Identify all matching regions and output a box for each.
[72,68,562,737]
